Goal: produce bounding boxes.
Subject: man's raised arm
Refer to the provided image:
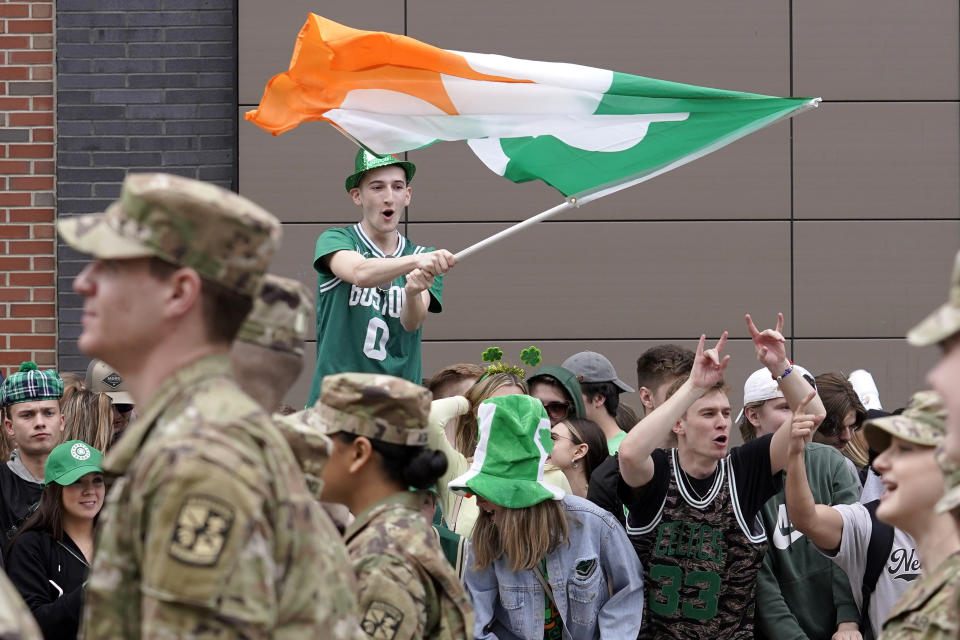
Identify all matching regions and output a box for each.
[618,332,730,488]
[326,249,456,290]
[747,312,826,473]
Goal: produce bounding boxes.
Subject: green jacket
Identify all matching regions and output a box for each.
[756,443,861,639]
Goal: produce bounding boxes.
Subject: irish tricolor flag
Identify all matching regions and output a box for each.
[247,14,819,204]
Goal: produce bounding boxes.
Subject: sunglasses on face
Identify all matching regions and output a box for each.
[113,404,134,414]
[541,401,572,420]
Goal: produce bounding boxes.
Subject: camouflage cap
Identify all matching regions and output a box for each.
[907,249,960,347]
[236,274,313,357]
[57,173,282,297]
[935,447,960,513]
[863,390,946,453]
[317,373,431,447]
[272,408,332,501]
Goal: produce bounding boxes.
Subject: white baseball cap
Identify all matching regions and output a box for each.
[737,364,813,422]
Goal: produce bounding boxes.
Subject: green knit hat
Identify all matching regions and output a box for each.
[1,362,63,407]
[44,440,102,486]
[344,148,416,192]
[447,394,565,508]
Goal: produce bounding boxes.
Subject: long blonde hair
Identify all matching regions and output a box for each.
[61,387,112,454]
[471,499,569,572]
[454,372,527,457]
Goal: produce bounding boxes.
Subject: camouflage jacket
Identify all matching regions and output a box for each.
[880,550,960,639]
[345,491,473,640]
[0,570,41,639]
[82,354,362,639]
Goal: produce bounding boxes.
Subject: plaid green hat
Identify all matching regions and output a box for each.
[1,362,63,407]
[273,408,331,500]
[344,148,415,192]
[236,274,313,357]
[44,440,102,486]
[907,249,960,347]
[935,448,960,513]
[58,173,282,297]
[863,390,946,453]
[448,394,565,508]
[316,373,431,446]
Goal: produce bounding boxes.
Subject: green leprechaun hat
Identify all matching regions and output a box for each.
[345,148,416,192]
[447,394,565,508]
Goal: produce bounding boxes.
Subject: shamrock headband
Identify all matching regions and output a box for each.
[479,346,542,379]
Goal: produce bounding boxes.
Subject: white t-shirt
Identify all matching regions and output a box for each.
[820,502,919,636]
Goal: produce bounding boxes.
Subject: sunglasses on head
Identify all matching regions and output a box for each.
[541,401,572,420]
[113,404,134,414]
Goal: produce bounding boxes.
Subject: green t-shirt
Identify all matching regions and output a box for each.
[607,431,626,455]
[307,224,443,406]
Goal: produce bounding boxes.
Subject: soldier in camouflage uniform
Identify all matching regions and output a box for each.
[232,272,313,413]
[317,373,473,640]
[854,392,960,639]
[0,571,41,640]
[58,173,361,639]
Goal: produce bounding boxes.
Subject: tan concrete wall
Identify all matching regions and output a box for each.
[237,1,960,417]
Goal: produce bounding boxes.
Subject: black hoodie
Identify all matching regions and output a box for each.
[6,528,88,640]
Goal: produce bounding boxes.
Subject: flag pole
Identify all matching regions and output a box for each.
[454,197,579,261]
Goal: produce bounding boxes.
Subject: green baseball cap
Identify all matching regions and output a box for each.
[344,148,416,192]
[58,173,282,297]
[448,394,565,509]
[863,390,946,453]
[316,373,431,447]
[44,440,103,486]
[236,274,313,357]
[907,249,960,347]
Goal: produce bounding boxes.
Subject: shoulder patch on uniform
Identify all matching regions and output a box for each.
[361,600,404,639]
[168,494,234,567]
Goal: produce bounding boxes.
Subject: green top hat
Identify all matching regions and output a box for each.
[447,394,565,509]
[345,149,416,192]
[44,440,103,486]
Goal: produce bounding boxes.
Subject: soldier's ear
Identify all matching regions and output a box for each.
[348,436,374,474]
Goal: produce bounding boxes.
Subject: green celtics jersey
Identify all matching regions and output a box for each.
[307,223,443,406]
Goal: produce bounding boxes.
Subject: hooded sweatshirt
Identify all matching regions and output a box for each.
[527,366,586,419]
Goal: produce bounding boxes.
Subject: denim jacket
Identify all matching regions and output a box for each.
[465,494,644,639]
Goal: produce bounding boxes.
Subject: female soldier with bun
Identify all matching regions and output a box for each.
[317,373,473,640]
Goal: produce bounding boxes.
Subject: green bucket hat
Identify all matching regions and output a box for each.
[344,148,416,192]
[1,361,63,407]
[863,390,946,453]
[448,394,565,508]
[44,440,103,486]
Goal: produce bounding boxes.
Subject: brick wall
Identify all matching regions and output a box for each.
[55,0,237,374]
[0,0,57,378]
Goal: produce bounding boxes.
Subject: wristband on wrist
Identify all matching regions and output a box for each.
[773,360,794,382]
